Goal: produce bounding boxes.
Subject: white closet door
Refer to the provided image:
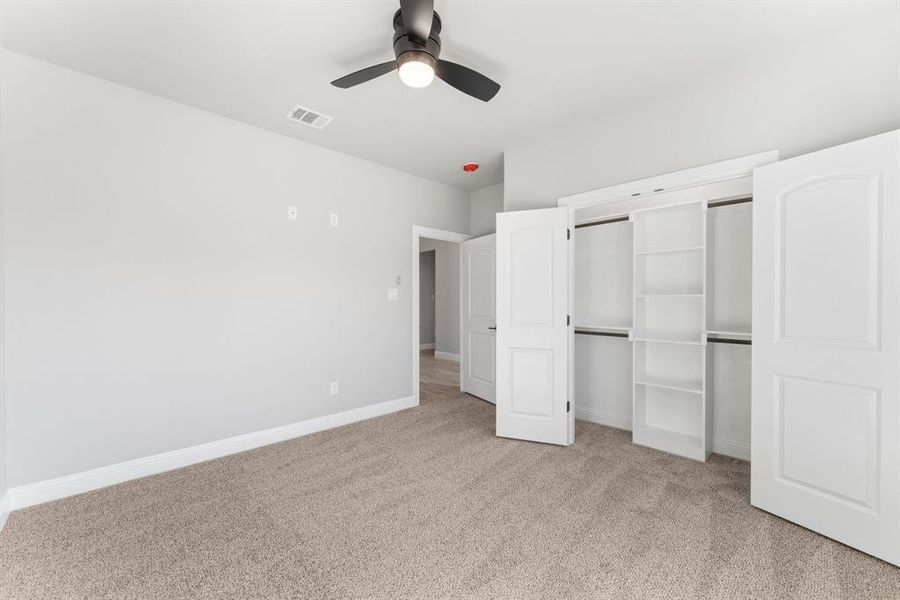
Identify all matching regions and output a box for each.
[496,207,573,445]
[461,234,496,403]
[752,130,900,565]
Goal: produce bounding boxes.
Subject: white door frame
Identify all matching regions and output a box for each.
[555,151,779,446]
[412,226,470,405]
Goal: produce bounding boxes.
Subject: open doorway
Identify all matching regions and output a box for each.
[418,237,462,394]
[411,226,468,405]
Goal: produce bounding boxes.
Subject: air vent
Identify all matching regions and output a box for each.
[286,105,334,130]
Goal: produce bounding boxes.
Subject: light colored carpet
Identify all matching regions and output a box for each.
[1,353,898,599]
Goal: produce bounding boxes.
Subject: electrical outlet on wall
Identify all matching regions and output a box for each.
[287,206,298,220]
[387,288,398,301]
[330,213,339,227]
[330,381,339,395]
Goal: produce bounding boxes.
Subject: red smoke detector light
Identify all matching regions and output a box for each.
[463,162,479,173]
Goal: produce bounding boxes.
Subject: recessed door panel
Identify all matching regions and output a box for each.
[468,331,495,385]
[509,227,554,327]
[468,247,495,320]
[777,375,878,510]
[778,175,880,348]
[510,349,554,417]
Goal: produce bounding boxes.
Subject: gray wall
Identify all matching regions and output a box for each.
[504,17,900,210]
[0,45,5,516]
[419,238,459,357]
[418,250,435,345]
[0,51,469,487]
[468,182,503,236]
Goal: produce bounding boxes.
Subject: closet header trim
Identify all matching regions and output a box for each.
[574,216,630,230]
[557,150,778,211]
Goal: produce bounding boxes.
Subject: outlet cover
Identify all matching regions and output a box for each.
[330,213,339,227]
[288,206,298,220]
[387,288,398,301]
[330,381,339,395]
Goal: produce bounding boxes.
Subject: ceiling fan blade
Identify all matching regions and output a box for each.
[331,61,397,89]
[399,0,434,43]
[435,60,501,102]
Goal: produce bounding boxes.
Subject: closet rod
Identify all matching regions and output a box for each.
[573,198,750,229]
[574,329,630,339]
[707,337,752,345]
[574,216,630,229]
[708,196,752,209]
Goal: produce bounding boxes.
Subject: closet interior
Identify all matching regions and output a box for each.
[573,176,753,461]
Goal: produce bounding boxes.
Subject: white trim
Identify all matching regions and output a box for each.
[434,351,460,362]
[711,437,751,462]
[574,406,749,461]
[574,405,633,431]
[0,493,9,531]
[558,150,779,210]
[411,226,469,405]
[413,226,470,243]
[459,240,464,393]
[419,343,435,350]
[6,395,415,511]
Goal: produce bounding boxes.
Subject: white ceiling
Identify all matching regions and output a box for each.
[1,1,892,190]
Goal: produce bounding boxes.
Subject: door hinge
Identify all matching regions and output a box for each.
[567,401,571,413]
[567,228,571,240]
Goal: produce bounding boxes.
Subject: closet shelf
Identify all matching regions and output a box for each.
[574,324,632,333]
[706,329,751,340]
[635,377,703,395]
[633,427,704,456]
[634,246,704,256]
[633,337,704,346]
[635,294,703,298]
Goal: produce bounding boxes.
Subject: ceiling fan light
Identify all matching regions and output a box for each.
[397,51,436,88]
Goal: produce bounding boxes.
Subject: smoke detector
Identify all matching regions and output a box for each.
[286,105,334,130]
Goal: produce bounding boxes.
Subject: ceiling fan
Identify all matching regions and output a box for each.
[331,0,501,102]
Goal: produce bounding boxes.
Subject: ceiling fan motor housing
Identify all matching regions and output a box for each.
[392,9,442,64]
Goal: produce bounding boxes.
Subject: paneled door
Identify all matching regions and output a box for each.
[496,207,573,445]
[752,130,900,565]
[461,234,496,403]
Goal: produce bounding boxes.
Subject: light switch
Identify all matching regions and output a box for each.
[330,213,339,227]
[387,288,399,301]
[287,206,298,220]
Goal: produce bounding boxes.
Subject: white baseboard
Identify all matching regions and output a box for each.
[0,492,9,531]
[574,405,632,431]
[419,343,435,350]
[434,351,460,362]
[574,404,750,461]
[712,437,750,461]
[6,395,416,512]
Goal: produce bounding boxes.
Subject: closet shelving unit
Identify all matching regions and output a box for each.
[572,191,754,462]
[630,201,710,460]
